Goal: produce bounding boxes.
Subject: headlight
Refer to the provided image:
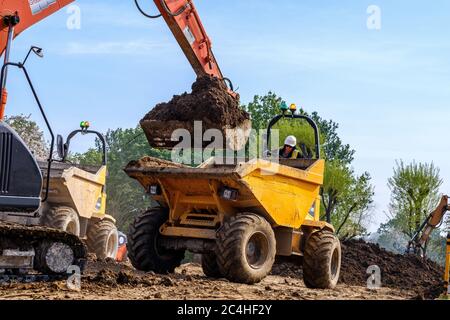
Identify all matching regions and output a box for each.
[148,185,162,195]
[219,187,239,201]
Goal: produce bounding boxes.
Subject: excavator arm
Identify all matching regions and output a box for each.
[0,0,231,118]
[408,195,449,255]
[0,0,74,54]
[153,0,224,79]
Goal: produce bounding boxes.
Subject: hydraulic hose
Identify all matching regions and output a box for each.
[134,0,162,19]
[222,77,234,92]
[160,0,190,17]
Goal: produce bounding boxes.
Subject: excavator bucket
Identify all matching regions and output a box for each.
[140,76,252,151]
[141,118,252,151]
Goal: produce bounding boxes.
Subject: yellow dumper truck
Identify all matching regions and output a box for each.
[125,112,341,288]
[39,124,118,260]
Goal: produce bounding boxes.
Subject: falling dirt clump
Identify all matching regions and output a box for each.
[140,75,251,149]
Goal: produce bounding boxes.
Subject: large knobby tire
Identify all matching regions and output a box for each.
[41,206,80,236]
[87,219,119,260]
[216,213,276,284]
[201,252,223,278]
[303,230,341,289]
[127,208,185,274]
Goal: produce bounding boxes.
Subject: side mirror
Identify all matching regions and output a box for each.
[57,135,65,160]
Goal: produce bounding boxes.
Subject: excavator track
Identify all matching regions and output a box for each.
[0,222,87,276]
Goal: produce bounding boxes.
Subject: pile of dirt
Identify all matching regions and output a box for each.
[271,240,445,300]
[140,76,251,149]
[125,156,187,170]
[340,240,444,299]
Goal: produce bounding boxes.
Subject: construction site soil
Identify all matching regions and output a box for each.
[0,240,444,300]
[140,76,250,149]
[126,156,187,169]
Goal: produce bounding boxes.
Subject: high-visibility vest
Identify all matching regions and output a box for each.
[291,150,300,159]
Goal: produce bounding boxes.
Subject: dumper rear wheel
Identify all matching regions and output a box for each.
[87,219,119,260]
[303,230,341,289]
[216,213,276,284]
[128,208,185,273]
[201,252,222,278]
[41,206,80,236]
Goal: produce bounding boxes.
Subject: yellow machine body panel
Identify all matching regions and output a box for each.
[43,163,107,219]
[126,157,329,238]
[238,159,324,229]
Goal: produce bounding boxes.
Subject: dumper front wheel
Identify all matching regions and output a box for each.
[40,206,80,236]
[87,220,119,260]
[303,230,341,289]
[127,208,185,274]
[201,253,222,278]
[216,213,276,284]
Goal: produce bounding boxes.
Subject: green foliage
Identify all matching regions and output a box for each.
[386,160,442,238]
[5,114,48,159]
[323,161,374,239]
[69,148,103,165]
[243,92,282,131]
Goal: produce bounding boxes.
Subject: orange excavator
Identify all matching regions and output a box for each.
[407,195,450,296]
[0,0,241,275]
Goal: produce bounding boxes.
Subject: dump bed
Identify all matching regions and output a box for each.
[125,157,325,229]
[37,161,107,219]
[38,161,102,177]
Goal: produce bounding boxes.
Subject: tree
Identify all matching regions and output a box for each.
[5,114,48,159]
[307,111,355,164]
[386,160,442,238]
[243,92,282,131]
[244,92,374,239]
[322,161,374,239]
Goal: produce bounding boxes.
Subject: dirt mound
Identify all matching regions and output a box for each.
[340,240,444,299]
[270,240,444,299]
[125,156,187,170]
[140,76,251,149]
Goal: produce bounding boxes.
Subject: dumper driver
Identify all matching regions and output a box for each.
[279,136,300,159]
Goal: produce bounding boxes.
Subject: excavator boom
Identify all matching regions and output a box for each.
[0,0,74,55]
[1,0,224,79]
[154,0,223,79]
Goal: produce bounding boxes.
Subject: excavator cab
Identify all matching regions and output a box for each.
[0,44,87,275]
[0,44,55,216]
[0,122,42,214]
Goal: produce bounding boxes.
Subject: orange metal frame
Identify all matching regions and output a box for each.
[0,0,228,119]
[0,0,74,54]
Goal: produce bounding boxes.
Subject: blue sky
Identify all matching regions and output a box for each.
[5,0,450,231]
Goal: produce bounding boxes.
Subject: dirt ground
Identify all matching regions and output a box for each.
[0,262,414,301]
[0,240,444,300]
